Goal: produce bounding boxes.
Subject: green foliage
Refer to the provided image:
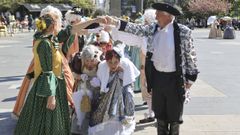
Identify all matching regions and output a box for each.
[70,0,94,9]
[0,0,73,12]
[187,0,228,18]
[185,0,240,19]
[0,0,18,12]
[229,0,240,18]
[143,0,155,9]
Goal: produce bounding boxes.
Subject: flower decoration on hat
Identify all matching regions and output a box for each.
[36,18,47,32]
[122,15,130,21]
[36,15,54,32]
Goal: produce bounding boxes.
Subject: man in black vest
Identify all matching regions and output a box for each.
[103,2,199,135]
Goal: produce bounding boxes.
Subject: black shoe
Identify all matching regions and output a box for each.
[170,122,179,135]
[139,118,148,123]
[147,117,155,122]
[139,117,155,123]
[143,102,147,105]
[157,120,169,135]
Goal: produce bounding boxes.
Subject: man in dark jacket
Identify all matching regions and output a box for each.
[28,14,33,31]
[104,2,199,135]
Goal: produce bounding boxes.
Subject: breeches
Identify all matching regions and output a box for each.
[152,67,184,123]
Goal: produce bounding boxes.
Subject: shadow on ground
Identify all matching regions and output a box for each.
[0,75,24,83]
[135,104,148,111]
[0,112,17,135]
[1,96,17,102]
[134,121,156,132]
[24,46,33,48]
[195,37,224,40]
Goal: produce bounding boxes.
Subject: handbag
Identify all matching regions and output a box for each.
[81,94,91,112]
[80,82,91,113]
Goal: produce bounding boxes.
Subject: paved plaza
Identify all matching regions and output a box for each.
[1,29,240,135]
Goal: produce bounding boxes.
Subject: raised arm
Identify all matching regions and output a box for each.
[105,16,156,37]
[71,17,106,34]
[58,18,105,43]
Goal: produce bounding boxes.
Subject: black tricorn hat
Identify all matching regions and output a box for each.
[152,2,182,16]
[71,7,83,15]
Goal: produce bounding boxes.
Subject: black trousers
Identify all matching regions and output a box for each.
[145,52,154,92]
[152,67,184,123]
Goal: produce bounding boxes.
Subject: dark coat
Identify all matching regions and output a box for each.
[119,20,199,100]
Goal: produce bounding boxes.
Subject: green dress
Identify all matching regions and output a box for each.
[14,27,73,135]
[129,46,141,92]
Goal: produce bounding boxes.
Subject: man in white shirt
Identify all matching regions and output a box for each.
[103,2,199,135]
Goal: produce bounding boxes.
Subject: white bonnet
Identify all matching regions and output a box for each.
[99,30,110,43]
[40,5,62,25]
[113,41,125,58]
[65,10,82,24]
[81,45,102,61]
[143,8,156,24]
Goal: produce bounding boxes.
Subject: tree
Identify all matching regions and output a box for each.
[0,0,16,12]
[70,0,94,9]
[229,0,240,18]
[143,0,156,9]
[69,0,95,16]
[0,0,72,12]
[187,0,228,17]
[179,0,191,7]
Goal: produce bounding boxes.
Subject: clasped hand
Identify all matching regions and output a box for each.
[96,16,119,26]
[47,96,56,110]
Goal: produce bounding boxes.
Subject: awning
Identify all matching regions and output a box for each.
[21,3,73,12]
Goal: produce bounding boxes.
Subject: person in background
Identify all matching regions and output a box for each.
[139,8,156,124]
[94,30,112,60]
[0,14,7,25]
[65,7,85,52]
[209,19,222,39]
[223,20,235,39]
[9,14,15,36]
[127,17,143,93]
[84,8,106,46]
[28,14,33,31]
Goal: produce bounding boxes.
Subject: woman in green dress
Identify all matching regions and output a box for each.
[14,6,106,135]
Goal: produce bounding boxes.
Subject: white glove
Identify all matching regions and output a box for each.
[87,27,103,33]
[101,87,109,93]
[90,77,101,87]
[184,89,191,104]
[80,74,88,81]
